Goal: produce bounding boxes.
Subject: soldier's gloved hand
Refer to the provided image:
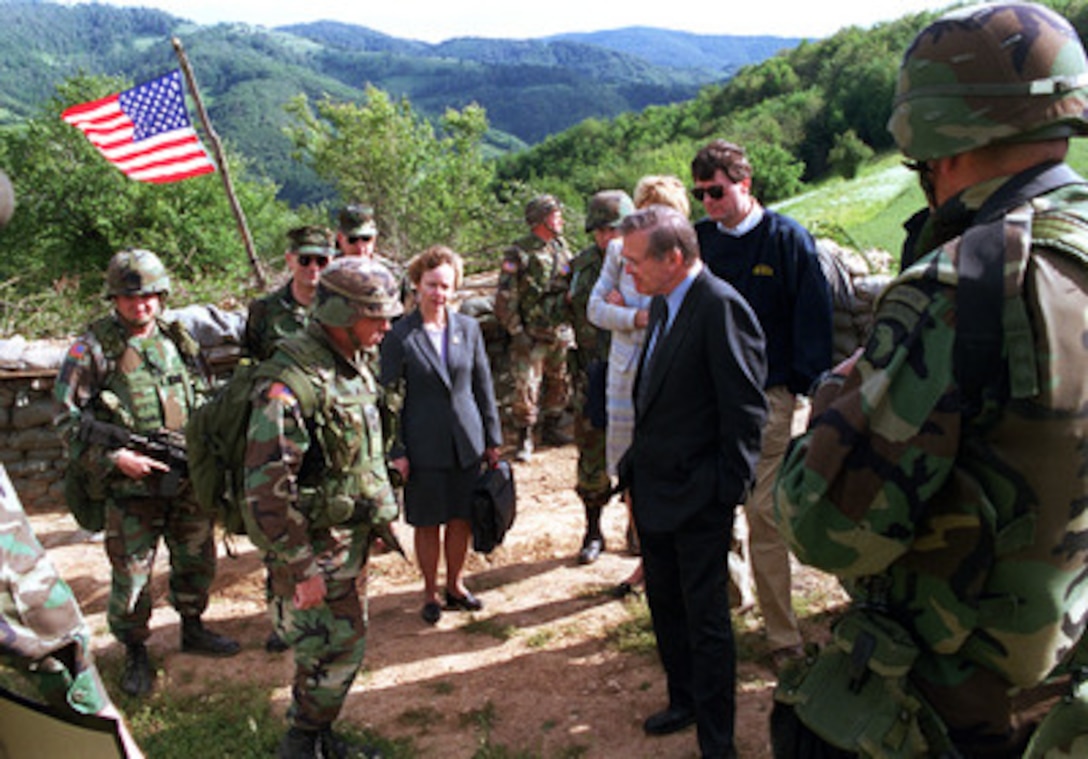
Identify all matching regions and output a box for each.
[350,496,398,527]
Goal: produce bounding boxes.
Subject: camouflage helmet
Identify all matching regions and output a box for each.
[524,194,561,226]
[312,257,403,326]
[585,190,635,232]
[889,2,1088,161]
[105,248,171,298]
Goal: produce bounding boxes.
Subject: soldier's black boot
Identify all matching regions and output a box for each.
[277,726,319,759]
[317,726,350,756]
[181,616,241,657]
[265,629,289,653]
[541,415,573,446]
[577,504,605,565]
[515,427,534,462]
[120,643,153,697]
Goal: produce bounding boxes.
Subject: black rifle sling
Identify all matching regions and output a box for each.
[955,162,1085,418]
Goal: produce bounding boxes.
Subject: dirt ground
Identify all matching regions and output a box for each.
[29,443,848,759]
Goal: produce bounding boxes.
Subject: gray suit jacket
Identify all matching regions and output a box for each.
[380,309,502,470]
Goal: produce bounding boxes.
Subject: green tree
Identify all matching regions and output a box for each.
[828,129,874,180]
[286,86,503,264]
[0,74,300,336]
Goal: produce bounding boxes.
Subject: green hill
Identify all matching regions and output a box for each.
[0,1,799,202]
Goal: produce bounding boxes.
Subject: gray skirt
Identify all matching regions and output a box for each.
[403,463,479,527]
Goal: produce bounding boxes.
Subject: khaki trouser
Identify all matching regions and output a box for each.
[745,385,803,650]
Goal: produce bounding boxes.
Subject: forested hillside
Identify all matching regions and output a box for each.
[500,0,1088,216]
[0,1,790,203]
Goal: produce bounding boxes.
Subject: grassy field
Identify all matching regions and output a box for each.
[777,140,1088,270]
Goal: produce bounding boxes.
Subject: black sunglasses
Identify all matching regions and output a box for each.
[297,254,330,268]
[692,185,726,202]
[348,235,375,244]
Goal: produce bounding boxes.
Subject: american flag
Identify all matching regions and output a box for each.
[61,70,216,184]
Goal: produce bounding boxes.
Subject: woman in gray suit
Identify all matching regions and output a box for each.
[380,246,503,625]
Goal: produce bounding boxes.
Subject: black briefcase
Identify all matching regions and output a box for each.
[471,459,516,554]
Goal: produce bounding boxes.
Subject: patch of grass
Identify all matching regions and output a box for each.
[460,699,499,732]
[463,616,517,641]
[397,705,445,732]
[124,682,283,758]
[525,628,556,648]
[427,679,455,695]
[115,680,415,759]
[604,597,656,656]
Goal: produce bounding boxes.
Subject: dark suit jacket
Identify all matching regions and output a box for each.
[622,268,768,532]
[379,309,503,470]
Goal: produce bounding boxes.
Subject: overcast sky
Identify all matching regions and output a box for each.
[61,0,957,42]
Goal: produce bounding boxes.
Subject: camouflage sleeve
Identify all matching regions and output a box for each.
[493,248,525,334]
[52,336,117,476]
[0,465,107,715]
[243,378,317,581]
[774,275,961,578]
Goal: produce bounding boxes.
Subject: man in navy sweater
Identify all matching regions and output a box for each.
[691,140,833,670]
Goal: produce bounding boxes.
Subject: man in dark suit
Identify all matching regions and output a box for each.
[618,205,767,759]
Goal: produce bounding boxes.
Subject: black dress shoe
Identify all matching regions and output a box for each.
[444,589,483,611]
[643,706,696,735]
[421,601,441,625]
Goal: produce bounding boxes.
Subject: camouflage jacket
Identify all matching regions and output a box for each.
[494,232,572,340]
[54,313,202,500]
[776,168,1088,691]
[242,324,397,583]
[243,280,308,361]
[0,465,107,715]
[567,241,610,372]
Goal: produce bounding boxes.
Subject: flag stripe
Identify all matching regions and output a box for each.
[60,70,215,184]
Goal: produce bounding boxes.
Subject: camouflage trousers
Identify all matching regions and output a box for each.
[573,375,610,505]
[105,494,216,644]
[268,524,370,730]
[510,336,570,429]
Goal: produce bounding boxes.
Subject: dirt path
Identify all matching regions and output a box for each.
[29,444,847,758]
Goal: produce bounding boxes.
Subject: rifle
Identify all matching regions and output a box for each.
[370,520,408,562]
[77,416,188,498]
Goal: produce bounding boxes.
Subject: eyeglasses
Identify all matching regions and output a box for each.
[692,185,726,202]
[297,254,330,268]
[348,235,375,244]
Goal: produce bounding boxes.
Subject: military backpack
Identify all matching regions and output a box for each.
[185,353,325,535]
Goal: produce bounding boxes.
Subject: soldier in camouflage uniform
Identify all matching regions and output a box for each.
[54,249,239,700]
[335,203,411,310]
[567,190,633,564]
[0,463,144,757]
[243,257,402,759]
[495,194,574,462]
[773,4,1088,756]
[244,225,337,361]
[244,226,338,653]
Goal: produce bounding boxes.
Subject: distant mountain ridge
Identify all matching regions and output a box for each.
[548,27,802,75]
[0,1,803,202]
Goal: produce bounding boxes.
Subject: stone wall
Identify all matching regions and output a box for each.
[0,341,69,513]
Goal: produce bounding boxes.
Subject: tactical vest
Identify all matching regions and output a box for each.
[261,332,391,529]
[880,168,1088,690]
[86,316,197,433]
[775,165,1088,759]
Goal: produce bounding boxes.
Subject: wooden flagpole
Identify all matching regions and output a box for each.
[171,36,268,290]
